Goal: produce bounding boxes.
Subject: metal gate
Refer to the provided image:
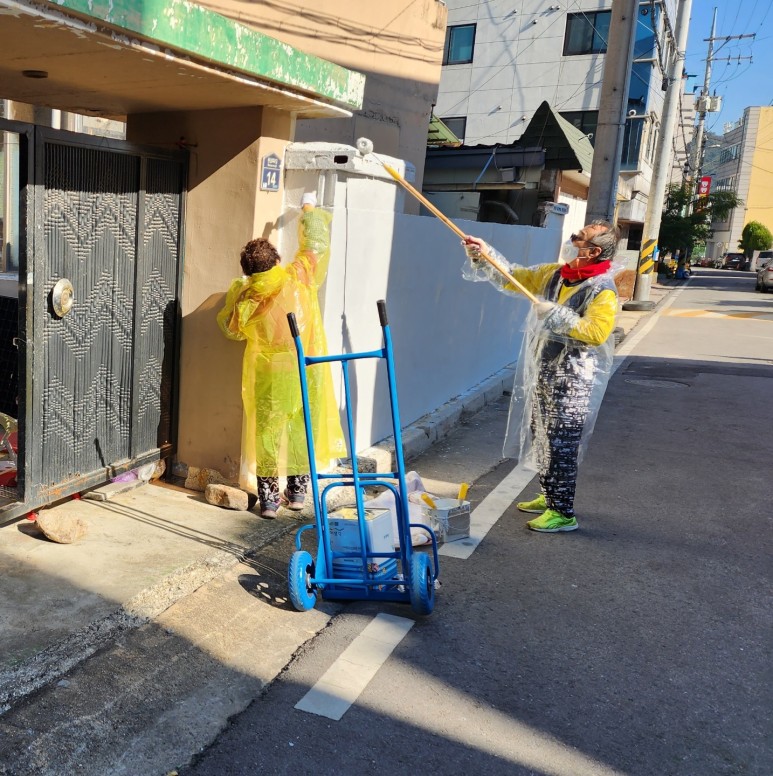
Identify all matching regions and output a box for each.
[5,125,185,512]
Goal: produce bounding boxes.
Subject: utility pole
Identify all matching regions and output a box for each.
[585,0,638,223]
[691,10,754,185]
[626,0,693,309]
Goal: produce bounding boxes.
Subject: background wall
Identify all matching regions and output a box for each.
[196,0,448,213]
[210,163,561,472]
[127,106,294,481]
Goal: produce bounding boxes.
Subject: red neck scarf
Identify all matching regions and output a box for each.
[560,259,611,283]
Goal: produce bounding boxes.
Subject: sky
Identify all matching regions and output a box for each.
[683,0,773,133]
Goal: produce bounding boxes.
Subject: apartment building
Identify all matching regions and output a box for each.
[707,106,773,262]
[430,0,679,256]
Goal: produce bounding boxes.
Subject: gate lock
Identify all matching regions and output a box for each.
[51,278,74,318]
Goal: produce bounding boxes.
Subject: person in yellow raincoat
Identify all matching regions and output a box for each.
[218,194,347,518]
[462,221,620,534]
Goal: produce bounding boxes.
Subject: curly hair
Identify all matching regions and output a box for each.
[240,238,280,276]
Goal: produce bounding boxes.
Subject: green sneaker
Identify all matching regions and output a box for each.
[526,509,578,533]
[517,494,547,514]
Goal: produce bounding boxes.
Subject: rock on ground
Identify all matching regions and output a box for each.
[185,467,228,492]
[204,484,250,511]
[35,513,88,544]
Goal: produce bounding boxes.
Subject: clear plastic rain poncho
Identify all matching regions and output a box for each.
[218,208,347,493]
[463,242,619,472]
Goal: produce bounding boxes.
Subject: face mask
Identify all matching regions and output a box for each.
[559,240,579,265]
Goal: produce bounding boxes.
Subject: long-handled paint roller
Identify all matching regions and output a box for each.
[355,137,540,305]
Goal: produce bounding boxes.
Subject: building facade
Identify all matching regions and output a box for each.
[432,0,680,258]
[707,106,773,262]
[0,0,448,520]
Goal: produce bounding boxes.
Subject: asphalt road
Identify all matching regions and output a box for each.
[1,270,768,776]
[181,269,772,776]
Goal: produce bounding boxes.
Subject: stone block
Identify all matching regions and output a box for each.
[185,466,228,492]
[204,484,250,511]
[36,513,88,544]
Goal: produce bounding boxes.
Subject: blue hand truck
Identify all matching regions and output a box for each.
[286,300,439,615]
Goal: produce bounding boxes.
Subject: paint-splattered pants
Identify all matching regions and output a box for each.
[531,352,595,517]
[257,473,310,510]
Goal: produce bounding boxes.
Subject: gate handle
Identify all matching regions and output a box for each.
[51,278,74,317]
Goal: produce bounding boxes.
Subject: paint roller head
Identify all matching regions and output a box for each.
[355,137,374,157]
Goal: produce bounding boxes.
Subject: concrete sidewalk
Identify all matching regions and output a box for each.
[0,279,678,713]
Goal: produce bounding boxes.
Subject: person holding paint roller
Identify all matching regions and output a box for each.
[218,193,347,518]
[461,222,620,533]
[354,138,617,532]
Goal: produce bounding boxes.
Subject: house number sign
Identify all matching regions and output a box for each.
[260,153,282,192]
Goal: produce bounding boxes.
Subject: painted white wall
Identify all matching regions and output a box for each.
[557,192,587,242]
[283,146,562,451]
[325,209,559,449]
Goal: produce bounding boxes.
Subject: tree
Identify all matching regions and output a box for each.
[738,221,773,258]
[658,184,742,264]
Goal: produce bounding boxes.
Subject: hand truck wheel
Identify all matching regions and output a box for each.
[288,550,317,612]
[409,552,435,616]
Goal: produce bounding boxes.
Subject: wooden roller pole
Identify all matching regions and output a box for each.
[379,161,540,304]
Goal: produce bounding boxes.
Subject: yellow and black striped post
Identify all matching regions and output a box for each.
[638,238,657,276]
[622,237,657,311]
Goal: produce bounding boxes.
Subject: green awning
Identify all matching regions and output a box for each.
[38,0,365,111]
[519,101,594,173]
[427,114,462,147]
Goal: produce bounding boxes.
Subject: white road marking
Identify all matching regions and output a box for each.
[439,463,536,559]
[295,613,414,721]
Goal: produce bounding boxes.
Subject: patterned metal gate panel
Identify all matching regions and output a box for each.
[32,133,184,498]
[132,158,184,457]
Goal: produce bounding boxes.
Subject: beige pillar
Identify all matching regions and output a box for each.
[127,107,294,479]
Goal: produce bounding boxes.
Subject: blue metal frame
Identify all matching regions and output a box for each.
[288,300,439,605]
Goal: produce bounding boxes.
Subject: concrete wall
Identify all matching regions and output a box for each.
[319,211,559,448]
[195,0,448,213]
[212,196,560,474]
[126,112,559,479]
[557,192,587,243]
[127,106,295,480]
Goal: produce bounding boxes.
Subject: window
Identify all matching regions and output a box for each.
[634,4,658,59]
[560,111,598,146]
[563,11,611,56]
[646,124,658,163]
[714,176,736,192]
[719,144,740,165]
[443,24,476,65]
[441,117,467,143]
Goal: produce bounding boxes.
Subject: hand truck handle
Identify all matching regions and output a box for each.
[287,312,300,337]
[377,299,388,327]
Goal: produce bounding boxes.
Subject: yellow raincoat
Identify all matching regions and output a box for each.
[217,208,347,493]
